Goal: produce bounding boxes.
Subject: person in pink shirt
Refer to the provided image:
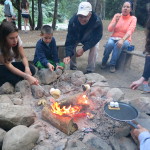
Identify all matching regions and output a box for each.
[101,1,137,73]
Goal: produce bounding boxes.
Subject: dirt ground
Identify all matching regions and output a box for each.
[19,20,150,100]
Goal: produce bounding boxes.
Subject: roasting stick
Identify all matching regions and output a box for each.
[37,84,49,96]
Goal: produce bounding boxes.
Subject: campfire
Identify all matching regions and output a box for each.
[42,93,91,135]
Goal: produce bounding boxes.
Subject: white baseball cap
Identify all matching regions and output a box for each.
[77,2,92,16]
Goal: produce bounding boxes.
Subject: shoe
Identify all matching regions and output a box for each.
[70,67,77,70]
[101,62,107,69]
[142,83,150,93]
[84,70,93,74]
[110,66,116,73]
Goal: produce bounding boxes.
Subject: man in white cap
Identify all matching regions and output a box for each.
[63,1,103,74]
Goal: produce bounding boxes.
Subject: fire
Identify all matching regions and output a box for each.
[51,102,81,116]
[50,94,89,116]
[77,94,89,105]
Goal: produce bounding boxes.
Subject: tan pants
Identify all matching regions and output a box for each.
[70,42,99,72]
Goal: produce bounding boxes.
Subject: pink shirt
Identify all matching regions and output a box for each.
[108,14,137,42]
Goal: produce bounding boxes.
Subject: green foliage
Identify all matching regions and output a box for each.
[105,0,124,19]
[0,4,5,22]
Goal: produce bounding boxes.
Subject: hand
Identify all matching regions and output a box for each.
[56,65,64,70]
[76,48,84,57]
[63,57,70,64]
[47,63,54,71]
[115,13,121,23]
[131,125,149,140]
[130,77,145,90]
[117,39,124,48]
[25,74,39,85]
[25,66,32,75]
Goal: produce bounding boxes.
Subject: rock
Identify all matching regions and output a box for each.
[89,86,110,97]
[109,137,121,150]
[15,80,32,97]
[118,137,137,150]
[37,68,57,84]
[0,128,6,149]
[135,114,150,131]
[130,97,150,114]
[34,145,54,150]
[59,70,72,81]
[65,139,87,150]
[31,85,44,99]
[114,125,130,138]
[55,68,63,78]
[0,95,13,105]
[0,82,14,94]
[2,125,39,150]
[85,73,107,83]
[107,88,124,101]
[82,133,112,150]
[11,98,23,105]
[0,103,36,130]
[71,71,86,86]
[54,139,67,150]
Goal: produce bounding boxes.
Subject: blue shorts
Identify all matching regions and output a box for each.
[22,14,30,18]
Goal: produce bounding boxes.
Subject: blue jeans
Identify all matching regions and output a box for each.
[102,37,130,66]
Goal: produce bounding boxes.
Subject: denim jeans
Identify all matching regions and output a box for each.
[102,37,130,66]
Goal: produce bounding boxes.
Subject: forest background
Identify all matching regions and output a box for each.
[0,0,149,30]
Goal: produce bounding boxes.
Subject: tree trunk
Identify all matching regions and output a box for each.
[52,0,58,30]
[133,0,137,15]
[36,0,43,30]
[13,0,21,29]
[29,0,35,30]
[87,0,103,18]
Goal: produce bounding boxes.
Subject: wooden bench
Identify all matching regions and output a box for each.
[117,50,146,71]
[23,42,82,62]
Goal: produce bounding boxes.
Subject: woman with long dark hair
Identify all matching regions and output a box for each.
[20,0,30,32]
[0,21,38,86]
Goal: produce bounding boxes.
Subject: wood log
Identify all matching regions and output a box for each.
[59,93,89,109]
[42,106,78,135]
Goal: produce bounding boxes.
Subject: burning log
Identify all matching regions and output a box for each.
[42,106,78,135]
[59,93,89,109]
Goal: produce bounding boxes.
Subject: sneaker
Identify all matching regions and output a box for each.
[84,70,93,74]
[142,83,150,93]
[110,66,116,73]
[101,62,107,69]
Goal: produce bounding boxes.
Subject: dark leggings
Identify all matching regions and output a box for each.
[0,62,36,86]
[142,56,150,81]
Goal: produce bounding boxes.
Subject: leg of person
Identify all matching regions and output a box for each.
[101,38,115,69]
[29,63,36,75]
[0,62,25,86]
[70,45,78,70]
[23,18,26,32]
[85,42,99,73]
[109,40,130,73]
[142,56,150,92]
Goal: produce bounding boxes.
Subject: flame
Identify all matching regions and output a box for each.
[50,94,89,116]
[51,102,81,116]
[77,94,89,105]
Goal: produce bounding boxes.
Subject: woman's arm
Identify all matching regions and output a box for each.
[19,45,32,75]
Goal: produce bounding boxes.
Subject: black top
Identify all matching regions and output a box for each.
[65,12,103,57]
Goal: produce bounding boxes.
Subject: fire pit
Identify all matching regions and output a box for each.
[42,93,92,135]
